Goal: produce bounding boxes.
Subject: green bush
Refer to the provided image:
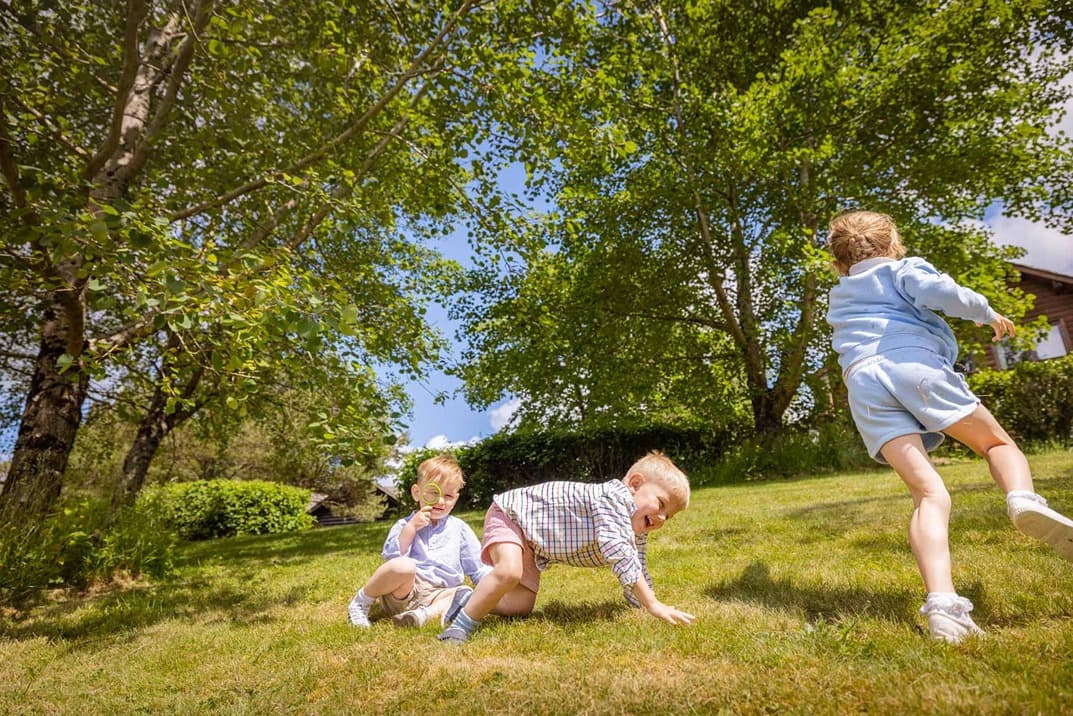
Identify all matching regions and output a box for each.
[0,496,177,605]
[397,420,742,513]
[692,420,877,486]
[968,354,1073,445]
[138,480,315,540]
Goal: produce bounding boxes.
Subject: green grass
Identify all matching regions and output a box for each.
[3,450,1073,714]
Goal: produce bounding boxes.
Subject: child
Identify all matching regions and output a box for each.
[347,455,489,629]
[437,451,695,644]
[826,210,1073,644]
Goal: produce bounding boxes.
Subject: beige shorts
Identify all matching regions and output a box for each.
[380,575,464,619]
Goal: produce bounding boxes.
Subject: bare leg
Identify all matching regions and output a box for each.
[880,434,955,594]
[362,556,417,600]
[462,542,537,620]
[946,406,1073,560]
[943,405,1032,493]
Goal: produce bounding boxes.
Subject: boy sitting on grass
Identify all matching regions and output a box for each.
[437,451,695,644]
[348,455,489,629]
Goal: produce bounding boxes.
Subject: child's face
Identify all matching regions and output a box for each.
[410,477,461,522]
[625,474,681,535]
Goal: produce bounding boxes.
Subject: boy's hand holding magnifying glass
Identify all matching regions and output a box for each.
[411,481,443,533]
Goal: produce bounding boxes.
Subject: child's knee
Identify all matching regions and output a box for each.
[386,556,418,576]
[490,560,523,588]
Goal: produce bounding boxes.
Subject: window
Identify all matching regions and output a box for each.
[1035,322,1068,360]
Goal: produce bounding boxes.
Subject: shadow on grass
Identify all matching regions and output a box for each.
[0,521,395,646]
[535,599,627,624]
[705,561,993,627]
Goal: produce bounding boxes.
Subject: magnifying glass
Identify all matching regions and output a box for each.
[419,481,443,508]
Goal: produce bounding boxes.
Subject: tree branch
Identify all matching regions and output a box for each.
[130,0,213,177]
[168,0,478,222]
[84,0,150,179]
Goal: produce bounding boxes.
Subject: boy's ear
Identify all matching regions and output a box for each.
[625,472,645,493]
[410,483,422,502]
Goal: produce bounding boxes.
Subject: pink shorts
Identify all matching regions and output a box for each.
[481,503,541,594]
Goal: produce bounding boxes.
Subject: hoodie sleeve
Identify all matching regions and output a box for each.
[896,258,998,326]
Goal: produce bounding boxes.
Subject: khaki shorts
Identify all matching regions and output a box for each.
[380,576,464,619]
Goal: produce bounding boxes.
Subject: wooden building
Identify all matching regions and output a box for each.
[991,263,1073,368]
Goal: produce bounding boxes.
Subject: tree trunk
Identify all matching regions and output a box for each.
[113,386,197,513]
[749,389,785,436]
[115,401,169,512]
[1,299,89,521]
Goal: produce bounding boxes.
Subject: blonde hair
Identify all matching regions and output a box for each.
[417,454,464,489]
[629,451,690,510]
[826,210,906,274]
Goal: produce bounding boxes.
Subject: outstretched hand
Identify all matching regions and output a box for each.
[984,313,1015,342]
[647,601,696,626]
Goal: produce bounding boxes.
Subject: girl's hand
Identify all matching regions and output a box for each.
[986,313,1015,341]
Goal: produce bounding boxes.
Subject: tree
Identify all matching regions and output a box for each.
[0,0,516,519]
[457,0,1073,434]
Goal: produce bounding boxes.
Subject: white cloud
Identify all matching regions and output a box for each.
[489,397,522,432]
[989,214,1073,276]
[423,434,481,450]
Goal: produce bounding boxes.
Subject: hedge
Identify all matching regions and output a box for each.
[397,420,742,513]
[967,353,1073,445]
[137,480,315,540]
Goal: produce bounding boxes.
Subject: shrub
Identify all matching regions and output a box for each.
[0,496,177,606]
[966,355,1073,446]
[138,480,315,540]
[692,420,877,486]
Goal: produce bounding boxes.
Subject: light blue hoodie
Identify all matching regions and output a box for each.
[827,256,997,373]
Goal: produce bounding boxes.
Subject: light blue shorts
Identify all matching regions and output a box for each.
[844,348,979,464]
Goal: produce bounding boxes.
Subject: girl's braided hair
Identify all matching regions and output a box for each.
[826,211,906,274]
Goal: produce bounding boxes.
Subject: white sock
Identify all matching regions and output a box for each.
[1007,490,1044,505]
[353,588,375,607]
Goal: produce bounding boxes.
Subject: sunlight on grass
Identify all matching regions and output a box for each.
[2,451,1073,713]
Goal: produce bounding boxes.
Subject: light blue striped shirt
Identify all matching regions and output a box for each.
[382,514,490,588]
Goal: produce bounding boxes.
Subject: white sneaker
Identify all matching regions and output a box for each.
[1007,492,1073,561]
[920,596,985,644]
[392,607,429,628]
[348,598,371,628]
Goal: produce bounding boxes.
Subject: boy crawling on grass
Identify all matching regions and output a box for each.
[437,451,695,644]
[347,455,489,629]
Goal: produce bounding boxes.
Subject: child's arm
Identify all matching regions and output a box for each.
[985,312,1015,342]
[897,259,998,325]
[382,508,433,558]
[594,500,695,626]
[630,578,695,626]
[459,522,492,584]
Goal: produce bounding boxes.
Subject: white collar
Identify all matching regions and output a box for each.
[848,257,894,275]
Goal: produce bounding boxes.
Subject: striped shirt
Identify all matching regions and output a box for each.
[493,479,652,605]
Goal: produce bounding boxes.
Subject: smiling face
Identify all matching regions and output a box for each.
[625,473,681,535]
[411,476,461,522]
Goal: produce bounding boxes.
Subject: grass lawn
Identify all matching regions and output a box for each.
[2,450,1073,714]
